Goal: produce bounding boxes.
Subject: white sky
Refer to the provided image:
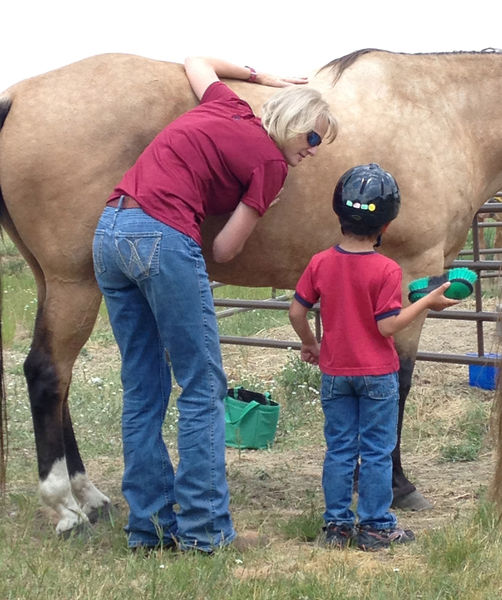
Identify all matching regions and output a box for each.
[0,0,500,91]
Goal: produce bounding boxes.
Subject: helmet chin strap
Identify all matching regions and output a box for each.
[373,234,382,248]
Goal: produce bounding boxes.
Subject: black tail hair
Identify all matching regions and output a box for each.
[0,97,12,130]
[0,95,10,489]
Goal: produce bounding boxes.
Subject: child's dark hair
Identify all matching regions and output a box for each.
[337,216,385,238]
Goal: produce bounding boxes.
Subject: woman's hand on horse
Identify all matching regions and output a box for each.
[254,72,309,88]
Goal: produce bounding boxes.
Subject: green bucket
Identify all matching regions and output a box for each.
[224,387,280,450]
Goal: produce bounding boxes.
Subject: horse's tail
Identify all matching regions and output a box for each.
[0,95,11,128]
[318,48,381,85]
[0,95,13,491]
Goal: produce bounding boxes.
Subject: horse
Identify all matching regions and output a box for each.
[1,48,501,535]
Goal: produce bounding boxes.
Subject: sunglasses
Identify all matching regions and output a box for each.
[307,130,322,147]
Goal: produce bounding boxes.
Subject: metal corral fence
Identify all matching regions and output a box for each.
[213,201,502,367]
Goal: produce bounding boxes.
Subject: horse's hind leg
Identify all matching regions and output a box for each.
[62,387,111,524]
[25,278,110,533]
[391,355,433,511]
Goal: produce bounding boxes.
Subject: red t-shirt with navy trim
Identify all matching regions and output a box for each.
[110,81,288,245]
[294,245,402,376]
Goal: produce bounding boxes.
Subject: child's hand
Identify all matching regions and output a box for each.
[300,342,320,365]
[425,282,460,311]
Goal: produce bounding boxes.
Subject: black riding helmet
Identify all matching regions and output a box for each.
[333,163,400,235]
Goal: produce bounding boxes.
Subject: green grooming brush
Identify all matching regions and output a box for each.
[408,267,478,303]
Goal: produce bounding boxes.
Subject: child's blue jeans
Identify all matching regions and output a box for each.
[320,372,399,529]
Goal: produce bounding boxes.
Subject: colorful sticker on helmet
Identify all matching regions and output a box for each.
[344,200,377,211]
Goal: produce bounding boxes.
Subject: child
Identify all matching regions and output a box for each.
[289,163,459,551]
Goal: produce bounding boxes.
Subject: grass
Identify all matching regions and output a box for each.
[439,402,490,462]
[213,284,292,337]
[277,492,324,542]
[272,351,324,448]
[1,497,502,599]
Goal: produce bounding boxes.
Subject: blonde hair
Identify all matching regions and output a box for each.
[261,86,337,148]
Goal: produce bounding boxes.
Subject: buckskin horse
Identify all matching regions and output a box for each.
[1,48,501,534]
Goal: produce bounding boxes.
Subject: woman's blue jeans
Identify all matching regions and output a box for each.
[93,204,235,551]
[320,372,399,530]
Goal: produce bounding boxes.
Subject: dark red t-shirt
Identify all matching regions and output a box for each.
[294,245,402,376]
[110,82,288,245]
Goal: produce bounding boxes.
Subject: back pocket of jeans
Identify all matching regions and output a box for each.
[115,232,161,281]
[363,373,398,400]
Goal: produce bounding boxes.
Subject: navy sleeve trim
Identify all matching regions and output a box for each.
[294,292,314,308]
[375,308,401,321]
[335,244,376,255]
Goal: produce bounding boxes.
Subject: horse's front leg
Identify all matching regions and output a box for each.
[25,280,110,534]
[391,319,433,511]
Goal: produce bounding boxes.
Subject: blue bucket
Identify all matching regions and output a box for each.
[467,353,501,390]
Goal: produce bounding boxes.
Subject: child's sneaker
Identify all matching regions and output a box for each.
[322,523,354,549]
[356,525,415,551]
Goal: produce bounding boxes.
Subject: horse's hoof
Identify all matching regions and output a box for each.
[86,502,118,524]
[57,520,94,540]
[392,489,433,511]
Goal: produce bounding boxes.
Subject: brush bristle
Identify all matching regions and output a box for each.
[408,276,431,292]
[447,267,478,283]
[408,290,428,302]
